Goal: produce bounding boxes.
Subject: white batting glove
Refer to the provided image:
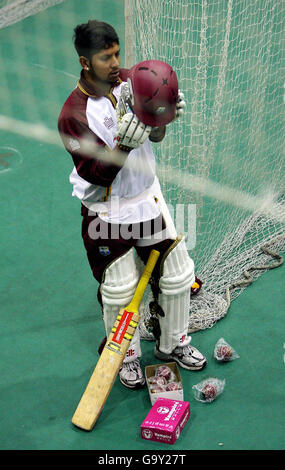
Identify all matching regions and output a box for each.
[175,90,186,119]
[116,112,152,150]
[116,82,131,123]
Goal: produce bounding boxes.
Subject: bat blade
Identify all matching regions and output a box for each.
[71,249,160,431]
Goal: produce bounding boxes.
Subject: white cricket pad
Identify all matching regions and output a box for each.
[100,248,142,361]
[158,235,195,354]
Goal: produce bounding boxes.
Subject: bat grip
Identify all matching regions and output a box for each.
[126,249,160,313]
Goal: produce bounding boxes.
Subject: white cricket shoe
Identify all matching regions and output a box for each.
[119,358,146,389]
[154,344,207,371]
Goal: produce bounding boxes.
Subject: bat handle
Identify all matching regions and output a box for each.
[126,249,160,313]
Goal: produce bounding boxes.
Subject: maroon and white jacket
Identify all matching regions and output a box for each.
[58,69,164,225]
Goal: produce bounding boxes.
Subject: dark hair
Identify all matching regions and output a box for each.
[73,20,119,58]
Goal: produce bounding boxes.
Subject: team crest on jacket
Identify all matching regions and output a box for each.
[103,116,115,129]
[99,246,111,256]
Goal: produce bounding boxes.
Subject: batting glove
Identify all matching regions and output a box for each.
[116,112,151,151]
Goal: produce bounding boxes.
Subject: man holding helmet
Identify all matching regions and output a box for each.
[58,19,206,390]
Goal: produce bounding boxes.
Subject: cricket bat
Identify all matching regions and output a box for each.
[72,249,160,431]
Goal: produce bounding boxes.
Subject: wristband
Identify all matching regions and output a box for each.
[117,143,133,153]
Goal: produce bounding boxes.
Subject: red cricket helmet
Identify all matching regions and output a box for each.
[127,60,179,127]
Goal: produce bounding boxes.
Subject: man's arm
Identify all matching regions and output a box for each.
[58,116,128,187]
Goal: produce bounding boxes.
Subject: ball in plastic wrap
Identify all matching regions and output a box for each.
[151,375,167,387]
[217,345,233,360]
[147,365,181,395]
[192,377,225,403]
[150,384,166,394]
[166,382,182,391]
[202,384,218,400]
[155,365,173,381]
[214,338,239,362]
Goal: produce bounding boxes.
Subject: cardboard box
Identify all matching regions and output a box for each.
[145,362,184,405]
[141,397,190,445]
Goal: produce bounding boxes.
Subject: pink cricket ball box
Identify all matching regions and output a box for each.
[141,397,190,445]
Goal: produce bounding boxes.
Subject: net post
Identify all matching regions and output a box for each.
[124,0,136,67]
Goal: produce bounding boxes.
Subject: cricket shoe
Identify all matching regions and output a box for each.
[119,358,146,389]
[154,343,207,371]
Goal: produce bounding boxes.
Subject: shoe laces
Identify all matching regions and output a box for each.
[122,359,140,372]
[176,344,194,357]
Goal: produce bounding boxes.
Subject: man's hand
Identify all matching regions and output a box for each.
[116,112,151,151]
[175,90,186,119]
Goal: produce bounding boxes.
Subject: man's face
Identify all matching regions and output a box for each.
[89,42,121,84]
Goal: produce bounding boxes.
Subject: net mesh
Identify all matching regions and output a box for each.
[0,0,284,334]
[0,0,65,28]
[125,0,285,334]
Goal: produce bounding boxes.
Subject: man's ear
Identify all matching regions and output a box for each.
[79,56,90,71]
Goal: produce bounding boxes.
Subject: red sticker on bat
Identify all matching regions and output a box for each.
[112,310,133,344]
